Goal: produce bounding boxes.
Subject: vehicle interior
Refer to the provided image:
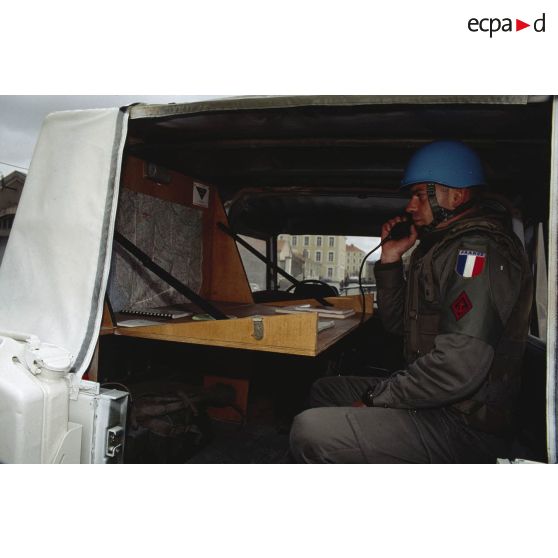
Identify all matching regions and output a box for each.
[97,96,551,463]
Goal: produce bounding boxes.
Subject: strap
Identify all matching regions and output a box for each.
[114,232,229,320]
[218,222,333,306]
[424,183,476,233]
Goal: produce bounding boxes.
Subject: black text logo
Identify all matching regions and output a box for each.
[468,13,546,37]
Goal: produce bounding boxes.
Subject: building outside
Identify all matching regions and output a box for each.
[345,243,365,279]
[276,238,305,289]
[0,171,26,263]
[277,234,346,283]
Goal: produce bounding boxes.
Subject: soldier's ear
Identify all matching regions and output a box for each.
[451,188,469,209]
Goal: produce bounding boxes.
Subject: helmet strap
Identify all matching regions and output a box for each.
[422,183,475,235]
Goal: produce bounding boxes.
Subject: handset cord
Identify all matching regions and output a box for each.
[357,218,412,324]
[357,240,383,325]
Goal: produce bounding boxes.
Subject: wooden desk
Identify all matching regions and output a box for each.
[109,295,373,357]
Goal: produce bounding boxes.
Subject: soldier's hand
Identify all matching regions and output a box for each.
[380,216,418,264]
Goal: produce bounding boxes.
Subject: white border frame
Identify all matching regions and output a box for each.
[546,96,558,464]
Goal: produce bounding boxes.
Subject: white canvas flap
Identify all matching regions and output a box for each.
[0,108,128,379]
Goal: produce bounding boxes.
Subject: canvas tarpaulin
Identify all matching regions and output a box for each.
[0,108,128,380]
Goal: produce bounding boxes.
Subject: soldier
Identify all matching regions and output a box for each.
[290,140,533,463]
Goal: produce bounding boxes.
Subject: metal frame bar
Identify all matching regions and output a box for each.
[546,96,558,463]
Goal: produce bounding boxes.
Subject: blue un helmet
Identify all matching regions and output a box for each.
[401,141,486,231]
[401,140,486,190]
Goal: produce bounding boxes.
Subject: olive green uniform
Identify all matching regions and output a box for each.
[290,205,532,463]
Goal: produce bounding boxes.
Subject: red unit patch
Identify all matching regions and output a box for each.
[451,291,473,321]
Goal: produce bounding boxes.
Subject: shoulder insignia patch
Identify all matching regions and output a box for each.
[456,249,486,278]
[451,291,473,321]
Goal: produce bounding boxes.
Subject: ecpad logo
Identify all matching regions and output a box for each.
[468,13,546,37]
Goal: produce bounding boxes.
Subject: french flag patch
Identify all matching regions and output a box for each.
[456,250,486,278]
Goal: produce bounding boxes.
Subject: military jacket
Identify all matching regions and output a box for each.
[373,206,533,434]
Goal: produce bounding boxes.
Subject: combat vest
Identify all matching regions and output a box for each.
[404,212,533,434]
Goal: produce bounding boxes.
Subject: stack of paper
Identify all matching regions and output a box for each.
[275,304,355,319]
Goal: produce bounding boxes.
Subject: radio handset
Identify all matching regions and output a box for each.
[383,217,412,243]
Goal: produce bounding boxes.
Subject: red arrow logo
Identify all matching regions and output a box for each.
[516,19,530,31]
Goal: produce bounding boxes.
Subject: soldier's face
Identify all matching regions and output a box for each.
[406,183,434,227]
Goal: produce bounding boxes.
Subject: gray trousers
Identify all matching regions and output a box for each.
[289,376,509,463]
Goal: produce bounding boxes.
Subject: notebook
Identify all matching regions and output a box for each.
[120,306,192,320]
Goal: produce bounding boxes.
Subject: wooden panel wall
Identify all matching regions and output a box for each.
[121,156,194,205]
[199,189,253,303]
